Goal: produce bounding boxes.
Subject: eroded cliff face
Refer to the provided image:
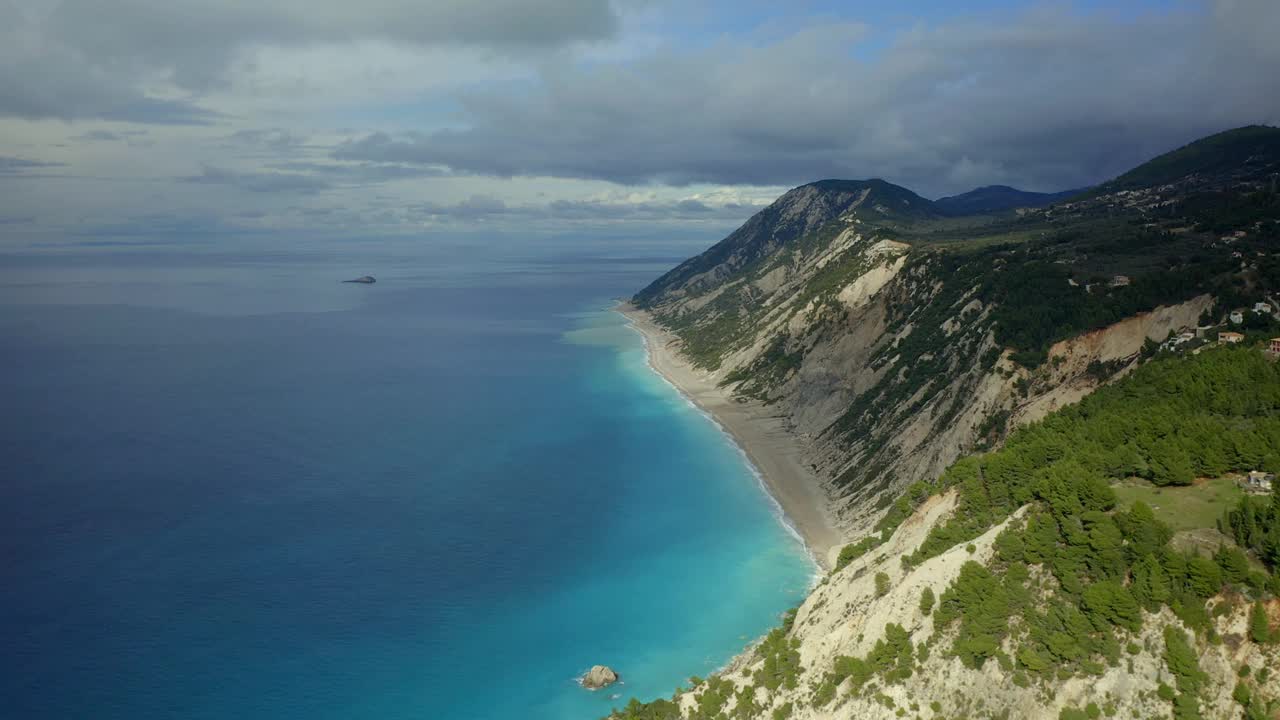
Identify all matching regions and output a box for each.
[1010,294,1215,429]
[639,195,1217,537]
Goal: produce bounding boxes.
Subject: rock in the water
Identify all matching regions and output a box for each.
[342,275,376,284]
[581,665,618,690]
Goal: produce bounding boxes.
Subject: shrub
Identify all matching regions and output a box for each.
[875,572,891,597]
[919,587,935,616]
[836,537,879,571]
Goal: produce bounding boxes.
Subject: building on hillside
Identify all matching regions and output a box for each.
[1270,337,1280,354]
[1109,275,1131,288]
[1231,310,1245,324]
[1219,331,1245,344]
[1255,302,1273,314]
[1241,471,1275,493]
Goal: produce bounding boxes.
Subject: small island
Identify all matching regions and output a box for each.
[342,276,376,284]
[581,665,618,690]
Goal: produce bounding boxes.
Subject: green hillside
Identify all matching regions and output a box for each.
[1094,125,1280,194]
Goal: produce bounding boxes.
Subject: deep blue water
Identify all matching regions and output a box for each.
[0,237,813,720]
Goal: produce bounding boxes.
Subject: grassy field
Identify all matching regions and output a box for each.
[1112,476,1247,532]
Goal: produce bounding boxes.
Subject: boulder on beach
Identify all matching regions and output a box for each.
[342,275,376,284]
[581,665,618,690]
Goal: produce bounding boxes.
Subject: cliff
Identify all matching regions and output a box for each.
[610,126,1280,719]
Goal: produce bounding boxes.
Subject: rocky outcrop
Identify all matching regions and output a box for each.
[667,494,1280,720]
[582,665,619,690]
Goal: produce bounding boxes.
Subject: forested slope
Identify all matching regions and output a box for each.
[607,347,1280,720]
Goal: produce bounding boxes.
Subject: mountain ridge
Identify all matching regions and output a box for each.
[635,178,938,309]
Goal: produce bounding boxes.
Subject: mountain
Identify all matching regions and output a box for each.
[934,184,1084,215]
[614,126,1280,720]
[634,179,938,310]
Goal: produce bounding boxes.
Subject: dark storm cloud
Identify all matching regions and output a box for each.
[1,0,620,122]
[336,2,1280,196]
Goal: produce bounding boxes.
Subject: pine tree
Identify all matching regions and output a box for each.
[1163,626,1207,693]
[1131,554,1172,609]
[1185,555,1223,597]
[1249,602,1271,644]
[919,587,935,616]
[1213,544,1250,584]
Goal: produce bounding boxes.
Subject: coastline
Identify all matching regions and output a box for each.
[617,302,843,571]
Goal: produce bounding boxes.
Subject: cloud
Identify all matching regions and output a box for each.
[78,130,125,142]
[0,22,221,125]
[0,0,620,122]
[74,129,152,145]
[334,2,1280,195]
[266,160,450,184]
[0,155,65,176]
[225,128,308,152]
[73,212,252,240]
[414,194,509,220]
[404,193,756,225]
[180,165,329,193]
[675,199,713,213]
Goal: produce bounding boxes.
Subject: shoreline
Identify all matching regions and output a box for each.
[617,302,843,571]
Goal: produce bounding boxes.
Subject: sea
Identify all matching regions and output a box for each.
[0,232,815,720]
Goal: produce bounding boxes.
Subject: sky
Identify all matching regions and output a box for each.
[2,0,1279,248]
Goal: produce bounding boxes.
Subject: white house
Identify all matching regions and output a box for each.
[1255,302,1273,314]
[1230,310,1245,324]
[1243,471,1275,493]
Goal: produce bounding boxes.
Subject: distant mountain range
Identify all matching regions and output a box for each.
[934,184,1086,215]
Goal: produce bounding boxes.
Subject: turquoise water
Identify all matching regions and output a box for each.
[0,239,814,719]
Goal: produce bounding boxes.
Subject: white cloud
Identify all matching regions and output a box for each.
[1,0,1279,246]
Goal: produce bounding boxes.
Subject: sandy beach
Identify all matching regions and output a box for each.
[618,303,844,570]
